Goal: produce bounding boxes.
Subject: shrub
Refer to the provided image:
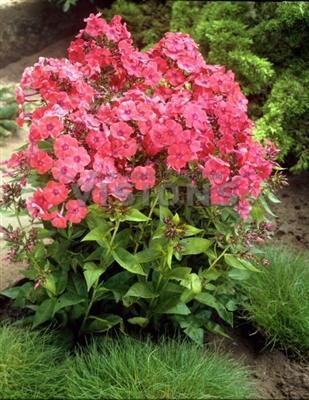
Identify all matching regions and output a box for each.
[0,13,283,344]
[0,87,18,138]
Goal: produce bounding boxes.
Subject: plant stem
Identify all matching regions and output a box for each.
[208,245,230,270]
[134,196,158,254]
[79,219,120,335]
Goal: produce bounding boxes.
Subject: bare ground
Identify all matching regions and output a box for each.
[0,38,309,400]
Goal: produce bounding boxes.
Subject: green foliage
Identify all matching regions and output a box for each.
[254,65,309,172]
[250,2,309,173]
[0,324,257,399]
[0,87,18,138]
[241,245,309,358]
[64,334,257,399]
[103,0,173,50]
[171,1,274,97]
[47,0,91,12]
[251,2,309,69]
[0,323,67,399]
[0,177,277,344]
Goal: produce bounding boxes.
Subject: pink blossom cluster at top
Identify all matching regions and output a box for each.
[8,13,277,227]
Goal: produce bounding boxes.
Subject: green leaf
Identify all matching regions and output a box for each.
[224,254,246,269]
[180,273,202,294]
[127,317,149,328]
[53,293,85,315]
[172,212,180,225]
[182,224,204,237]
[54,270,68,295]
[202,269,222,281]
[250,205,265,224]
[195,292,233,326]
[258,194,277,217]
[68,272,88,298]
[37,140,53,152]
[204,320,231,338]
[34,242,45,261]
[227,269,252,280]
[0,209,16,217]
[238,258,260,272]
[179,238,213,255]
[152,225,166,240]
[83,262,107,292]
[159,205,173,221]
[114,228,131,249]
[35,227,55,239]
[154,297,191,315]
[85,208,109,230]
[135,248,162,263]
[87,314,123,333]
[32,298,57,328]
[124,282,158,299]
[43,274,57,295]
[264,189,281,203]
[82,224,111,242]
[0,286,23,299]
[184,326,204,345]
[112,247,146,276]
[124,208,150,222]
[165,266,192,281]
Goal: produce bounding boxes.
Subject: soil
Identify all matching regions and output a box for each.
[1,38,309,400]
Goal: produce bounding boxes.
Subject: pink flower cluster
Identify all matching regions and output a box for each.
[9,13,276,226]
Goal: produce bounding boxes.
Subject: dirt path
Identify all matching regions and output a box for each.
[0,36,309,400]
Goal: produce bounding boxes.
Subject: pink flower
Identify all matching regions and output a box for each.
[108,176,133,202]
[116,101,138,121]
[51,159,76,184]
[54,135,79,159]
[65,200,88,223]
[110,121,134,140]
[43,181,68,206]
[27,187,52,219]
[51,213,67,228]
[203,157,230,186]
[131,166,156,190]
[83,13,108,37]
[30,115,64,141]
[65,147,91,173]
[142,61,162,87]
[112,138,137,158]
[236,198,252,220]
[30,150,53,174]
[167,143,192,171]
[183,104,208,130]
[77,170,98,192]
[164,68,185,87]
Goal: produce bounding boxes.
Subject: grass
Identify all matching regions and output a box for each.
[64,334,256,399]
[0,322,67,399]
[0,323,258,399]
[241,244,309,358]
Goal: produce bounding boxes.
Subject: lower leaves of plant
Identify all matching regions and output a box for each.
[1,189,276,344]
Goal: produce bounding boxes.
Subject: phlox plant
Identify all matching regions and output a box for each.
[0,13,286,344]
